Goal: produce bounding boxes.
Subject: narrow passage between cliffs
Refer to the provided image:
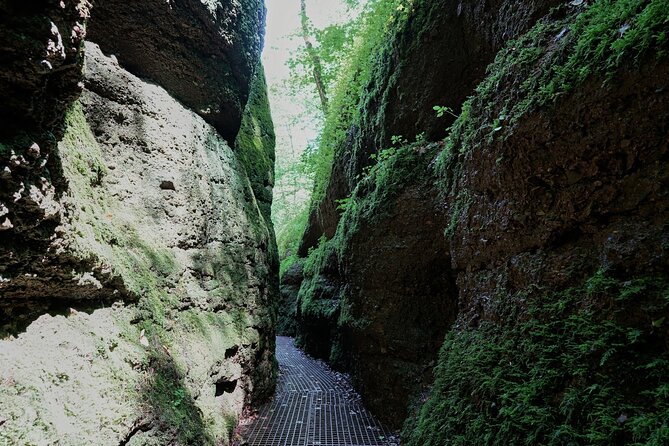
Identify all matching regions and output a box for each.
[239,337,399,446]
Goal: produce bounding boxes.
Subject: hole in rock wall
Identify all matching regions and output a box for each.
[225,345,239,359]
[215,379,238,397]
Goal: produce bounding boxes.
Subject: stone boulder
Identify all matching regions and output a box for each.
[0,39,277,445]
[87,0,266,142]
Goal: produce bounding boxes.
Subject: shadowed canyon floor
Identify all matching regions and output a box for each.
[240,337,398,446]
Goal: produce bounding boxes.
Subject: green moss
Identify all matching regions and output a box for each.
[295,143,434,344]
[54,85,274,443]
[143,347,216,445]
[279,253,300,278]
[60,103,225,442]
[296,139,436,346]
[59,102,179,299]
[297,236,339,319]
[61,104,108,178]
[305,0,406,207]
[277,203,310,271]
[443,189,471,239]
[235,64,276,224]
[403,272,669,446]
[136,305,252,445]
[0,141,7,156]
[437,0,669,173]
[333,140,438,257]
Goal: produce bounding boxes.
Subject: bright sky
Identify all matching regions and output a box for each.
[262,0,352,158]
[263,0,354,232]
[263,0,349,86]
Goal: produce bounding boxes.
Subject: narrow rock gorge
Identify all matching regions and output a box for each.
[1,0,668,445]
[1,1,276,444]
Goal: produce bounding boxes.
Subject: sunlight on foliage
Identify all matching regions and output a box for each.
[274,0,408,271]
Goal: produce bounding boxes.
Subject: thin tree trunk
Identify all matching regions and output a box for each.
[286,122,299,209]
[300,0,329,114]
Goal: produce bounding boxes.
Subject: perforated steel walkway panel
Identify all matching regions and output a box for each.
[241,337,397,446]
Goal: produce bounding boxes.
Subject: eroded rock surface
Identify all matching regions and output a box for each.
[0,1,277,444]
[294,0,563,428]
[0,0,95,329]
[87,0,266,142]
[404,57,669,446]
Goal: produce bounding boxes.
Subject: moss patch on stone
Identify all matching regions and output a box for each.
[297,236,339,320]
[235,65,276,225]
[437,0,669,173]
[403,272,669,446]
[296,140,436,358]
[59,101,178,297]
[334,140,438,255]
[57,101,257,445]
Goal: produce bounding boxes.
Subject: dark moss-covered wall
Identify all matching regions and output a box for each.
[291,0,669,440]
[404,274,669,446]
[298,0,562,256]
[235,65,276,225]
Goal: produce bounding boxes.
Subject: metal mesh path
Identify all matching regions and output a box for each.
[241,337,397,446]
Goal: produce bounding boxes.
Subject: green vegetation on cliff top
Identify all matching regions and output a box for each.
[283,0,669,266]
[303,0,406,205]
[438,0,669,171]
[275,0,408,271]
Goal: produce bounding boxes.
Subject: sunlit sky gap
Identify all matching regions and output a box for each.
[262,0,353,158]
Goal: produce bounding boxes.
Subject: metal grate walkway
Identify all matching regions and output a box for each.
[241,337,397,446]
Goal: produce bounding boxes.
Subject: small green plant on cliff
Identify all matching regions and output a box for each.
[433,105,458,119]
[335,196,352,213]
[403,272,669,446]
[142,345,215,445]
[437,0,669,171]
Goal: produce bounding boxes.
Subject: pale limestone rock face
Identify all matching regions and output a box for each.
[0,41,276,446]
[86,0,266,142]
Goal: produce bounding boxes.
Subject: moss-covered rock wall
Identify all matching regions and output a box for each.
[291,0,669,441]
[298,0,562,256]
[0,1,277,444]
